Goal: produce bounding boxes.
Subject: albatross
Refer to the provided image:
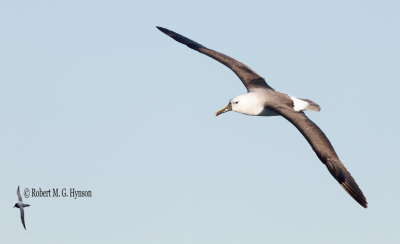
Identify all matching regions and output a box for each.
[157,26,367,208]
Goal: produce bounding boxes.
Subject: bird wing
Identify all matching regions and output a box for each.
[17,186,22,202]
[20,207,26,230]
[269,105,368,208]
[157,26,273,91]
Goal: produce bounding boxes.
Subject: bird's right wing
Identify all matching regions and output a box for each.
[17,186,22,202]
[157,26,273,91]
[270,105,368,208]
[20,208,26,230]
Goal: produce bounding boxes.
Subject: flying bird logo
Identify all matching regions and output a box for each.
[13,186,31,230]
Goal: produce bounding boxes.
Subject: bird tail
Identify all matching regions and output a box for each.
[300,98,321,112]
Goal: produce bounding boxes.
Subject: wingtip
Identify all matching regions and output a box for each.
[156,26,168,34]
[361,199,368,208]
[340,181,368,209]
[359,200,368,208]
[156,26,176,38]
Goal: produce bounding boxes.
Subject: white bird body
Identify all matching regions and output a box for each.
[231,89,317,116]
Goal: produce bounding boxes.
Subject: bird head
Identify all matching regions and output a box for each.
[215,93,263,116]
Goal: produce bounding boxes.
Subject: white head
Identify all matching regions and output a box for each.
[215,92,265,116]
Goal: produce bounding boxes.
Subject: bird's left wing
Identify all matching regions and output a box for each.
[17,186,22,202]
[269,105,368,208]
[157,26,273,91]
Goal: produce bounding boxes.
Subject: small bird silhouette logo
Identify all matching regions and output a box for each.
[13,186,30,230]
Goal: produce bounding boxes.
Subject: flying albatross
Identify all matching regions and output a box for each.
[157,26,367,208]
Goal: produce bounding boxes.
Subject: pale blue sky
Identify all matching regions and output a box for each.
[1,0,399,243]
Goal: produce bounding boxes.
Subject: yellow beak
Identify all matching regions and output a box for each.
[215,103,232,116]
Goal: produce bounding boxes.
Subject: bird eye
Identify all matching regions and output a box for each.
[235,101,239,104]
